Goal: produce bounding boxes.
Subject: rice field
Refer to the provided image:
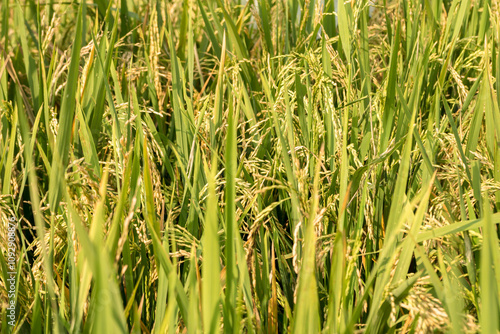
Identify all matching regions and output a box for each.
[1,0,500,332]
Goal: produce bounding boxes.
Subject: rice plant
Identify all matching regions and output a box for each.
[1,0,499,332]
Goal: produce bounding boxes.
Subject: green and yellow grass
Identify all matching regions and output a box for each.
[1,0,500,332]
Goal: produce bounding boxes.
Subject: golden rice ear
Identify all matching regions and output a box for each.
[3,0,498,332]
